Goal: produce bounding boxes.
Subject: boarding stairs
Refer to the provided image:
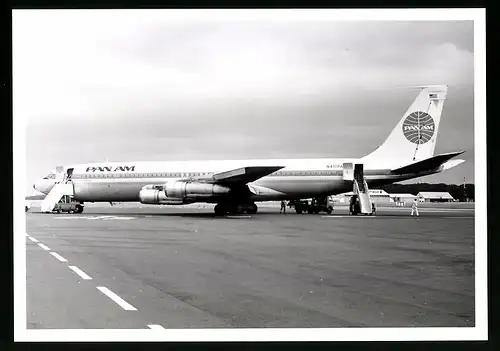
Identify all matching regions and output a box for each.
[353,164,373,215]
[40,169,74,213]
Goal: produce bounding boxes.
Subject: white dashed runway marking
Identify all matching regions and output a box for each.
[97,286,137,311]
[37,243,51,251]
[49,252,68,262]
[147,324,165,330]
[68,266,92,280]
[27,232,144,316]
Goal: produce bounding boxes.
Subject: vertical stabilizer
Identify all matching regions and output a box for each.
[361,85,448,166]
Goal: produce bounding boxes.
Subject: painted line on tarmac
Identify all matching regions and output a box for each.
[38,243,51,251]
[377,207,473,212]
[54,216,137,220]
[102,216,136,220]
[68,266,92,280]
[321,215,378,218]
[97,286,137,311]
[49,252,68,262]
[147,324,165,330]
[53,216,94,220]
[27,236,39,243]
[225,215,252,219]
[442,216,475,219]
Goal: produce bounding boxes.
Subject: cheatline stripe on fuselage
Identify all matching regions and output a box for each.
[71,169,395,180]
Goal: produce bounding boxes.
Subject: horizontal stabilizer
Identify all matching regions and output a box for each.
[211,166,284,185]
[441,159,465,171]
[391,151,466,174]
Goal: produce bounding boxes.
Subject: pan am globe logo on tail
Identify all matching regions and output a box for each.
[402,111,435,144]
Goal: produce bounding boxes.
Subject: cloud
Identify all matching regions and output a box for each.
[13,14,474,124]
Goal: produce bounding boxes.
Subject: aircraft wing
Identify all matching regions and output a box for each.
[193,166,284,185]
[390,151,466,175]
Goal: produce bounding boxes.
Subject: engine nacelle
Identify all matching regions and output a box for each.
[164,181,230,198]
[139,189,185,205]
[139,182,231,205]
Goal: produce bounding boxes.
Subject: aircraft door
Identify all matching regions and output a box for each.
[66,168,74,181]
[343,163,354,181]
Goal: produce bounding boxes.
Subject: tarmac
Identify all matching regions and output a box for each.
[25,204,475,329]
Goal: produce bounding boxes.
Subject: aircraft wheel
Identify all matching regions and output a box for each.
[214,204,225,216]
[248,204,258,214]
[226,204,240,214]
[326,206,333,215]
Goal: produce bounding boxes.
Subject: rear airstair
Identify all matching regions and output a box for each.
[40,168,75,213]
[353,164,373,215]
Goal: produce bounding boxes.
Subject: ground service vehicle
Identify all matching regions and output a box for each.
[290,197,334,214]
[52,195,84,214]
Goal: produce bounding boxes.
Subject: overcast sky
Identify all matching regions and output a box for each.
[13,11,475,195]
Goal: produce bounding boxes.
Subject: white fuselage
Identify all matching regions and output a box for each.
[64,157,433,203]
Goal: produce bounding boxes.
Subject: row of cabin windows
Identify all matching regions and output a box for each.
[75,172,211,179]
[271,171,341,176]
[74,170,342,179]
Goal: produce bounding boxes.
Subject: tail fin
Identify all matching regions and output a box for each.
[362,85,448,166]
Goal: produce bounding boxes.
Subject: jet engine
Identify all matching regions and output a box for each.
[164,181,231,199]
[139,188,185,205]
[139,181,231,205]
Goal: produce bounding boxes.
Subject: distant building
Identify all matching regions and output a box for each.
[389,193,417,205]
[417,192,455,202]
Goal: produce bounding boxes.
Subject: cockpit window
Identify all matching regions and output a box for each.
[43,173,56,180]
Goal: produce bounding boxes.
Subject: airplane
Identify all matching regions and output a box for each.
[33,85,465,215]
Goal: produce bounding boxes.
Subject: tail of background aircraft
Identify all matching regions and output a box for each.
[362,85,448,167]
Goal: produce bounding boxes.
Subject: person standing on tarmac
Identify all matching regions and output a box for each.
[280,200,286,214]
[411,198,419,216]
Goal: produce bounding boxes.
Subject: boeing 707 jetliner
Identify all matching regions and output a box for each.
[33,85,465,215]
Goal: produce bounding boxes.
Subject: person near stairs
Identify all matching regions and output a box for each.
[280,200,286,214]
[411,198,419,216]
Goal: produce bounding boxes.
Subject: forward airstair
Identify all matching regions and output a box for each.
[40,168,75,213]
[353,164,373,215]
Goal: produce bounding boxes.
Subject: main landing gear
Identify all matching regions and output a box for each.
[214,203,258,215]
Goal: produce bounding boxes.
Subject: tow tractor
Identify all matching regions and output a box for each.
[52,195,84,214]
[289,197,334,214]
